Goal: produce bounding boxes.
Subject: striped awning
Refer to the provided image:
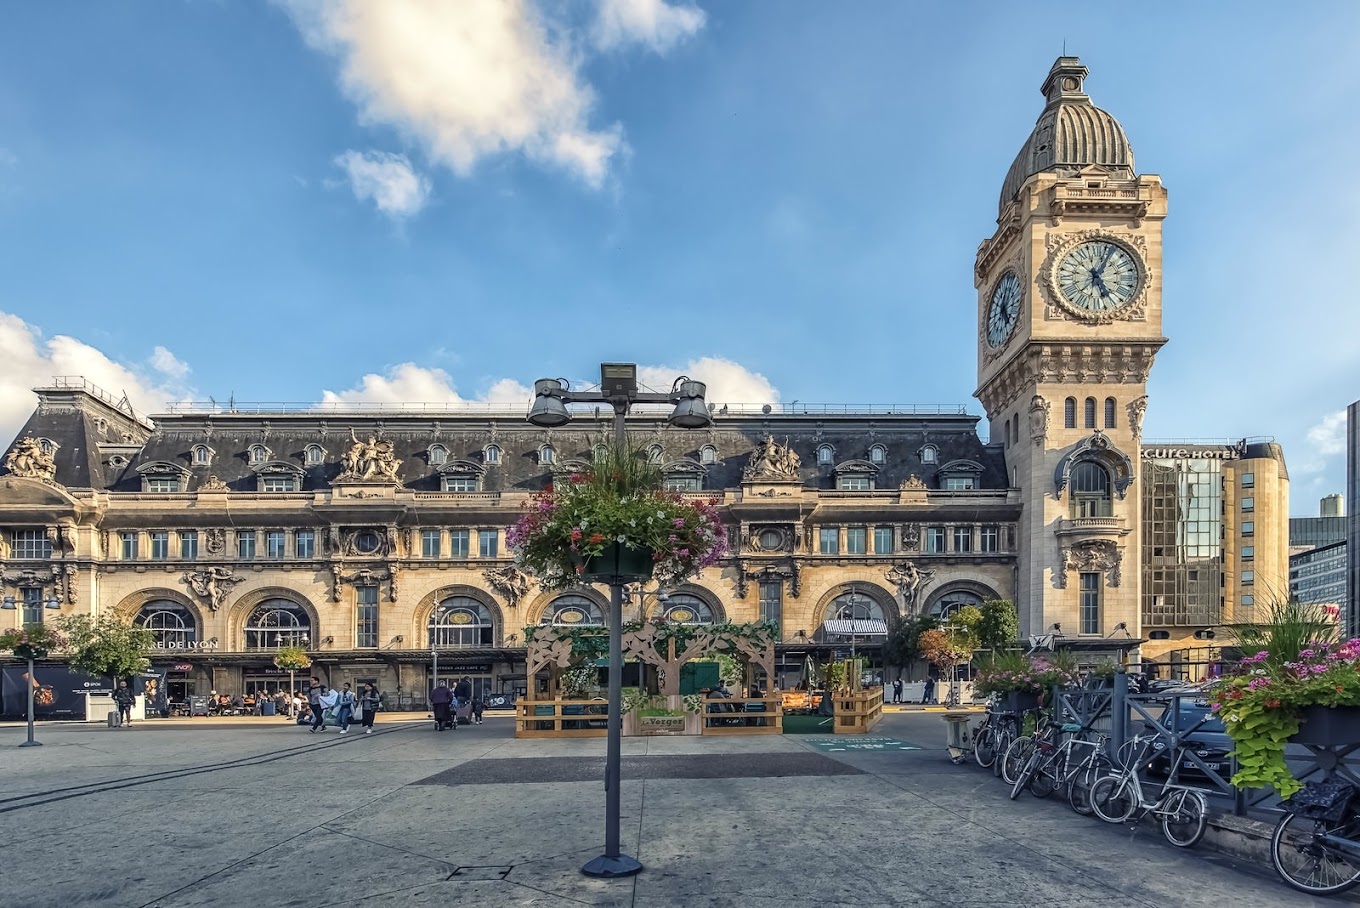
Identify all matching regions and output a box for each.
[821,619,888,637]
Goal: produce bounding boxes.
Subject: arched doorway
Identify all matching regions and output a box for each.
[430,596,497,648]
[242,598,313,650]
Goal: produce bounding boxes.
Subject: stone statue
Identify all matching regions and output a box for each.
[5,437,57,481]
[885,561,936,614]
[1126,396,1148,440]
[743,435,800,480]
[183,566,244,611]
[484,565,531,606]
[899,474,927,491]
[338,429,402,483]
[1028,395,1051,447]
[200,475,228,491]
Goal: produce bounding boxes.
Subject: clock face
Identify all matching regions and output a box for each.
[1055,240,1141,314]
[986,271,1022,348]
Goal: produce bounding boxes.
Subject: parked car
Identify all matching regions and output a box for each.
[1145,698,1233,778]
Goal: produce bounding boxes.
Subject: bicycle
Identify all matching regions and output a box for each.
[973,700,1019,770]
[1008,719,1109,813]
[1087,734,1209,847]
[1269,778,1360,896]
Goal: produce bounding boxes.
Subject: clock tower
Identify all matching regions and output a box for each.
[974,57,1168,648]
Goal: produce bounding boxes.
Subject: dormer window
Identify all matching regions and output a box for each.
[304,444,325,466]
[484,444,501,465]
[816,445,835,466]
[833,460,877,492]
[938,459,984,492]
[539,444,555,465]
[920,444,938,465]
[661,459,705,493]
[138,462,190,493]
[868,444,886,465]
[37,438,55,455]
[443,474,479,493]
[699,444,717,465]
[248,444,269,465]
[191,445,213,466]
[646,445,664,465]
[109,455,129,469]
[439,458,485,493]
[253,461,304,493]
[428,444,448,466]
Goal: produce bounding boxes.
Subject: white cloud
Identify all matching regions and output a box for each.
[320,363,531,406]
[638,357,780,406]
[594,0,705,53]
[0,312,193,443]
[335,149,430,217]
[1307,409,1348,457]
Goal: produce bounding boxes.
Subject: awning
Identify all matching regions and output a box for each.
[821,619,888,637]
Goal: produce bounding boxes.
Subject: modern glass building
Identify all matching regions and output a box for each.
[1289,540,1346,614]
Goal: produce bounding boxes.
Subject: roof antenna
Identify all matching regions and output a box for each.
[1063,38,1067,55]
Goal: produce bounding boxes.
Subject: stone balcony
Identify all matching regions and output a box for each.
[1054,515,1130,542]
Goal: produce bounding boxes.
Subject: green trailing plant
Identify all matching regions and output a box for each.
[55,614,153,680]
[559,665,599,699]
[272,645,312,671]
[0,623,67,660]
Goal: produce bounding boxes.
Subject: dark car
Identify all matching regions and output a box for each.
[1145,699,1233,778]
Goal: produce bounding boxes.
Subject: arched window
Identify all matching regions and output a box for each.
[304,444,324,466]
[429,596,495,648]
[191,445,212,466]
[658,594,716,625]
[816,444,834,465]
[428,444,447,466]
[1084,398,1096,429]
[248,444,268,465]
[484,444,501,465]
[243,599,311,650]
[1013,414,1021,443]
[646,445,664,465]
[540,595,605,627]
[830,590,884,622]
[539,445,555,465]
[920,444,938,465]
[699,444,717,465]
[135,601,197,647]
[1064,397,1076,429]
[1104,397,1117,429]
[1070,461,1113,517]
[1003,420,1012,447]
[868,444,886,465]
[929,589,984,619]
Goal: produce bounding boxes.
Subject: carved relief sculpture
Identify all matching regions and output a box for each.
[1028,395,1051,447]
[204,528,225,555]
[885,561,936,615]
[200,475,229,491]
[484,565,530,607]
[337,429,402,483]
[1053,540,1122,589]
[742,435,800,480]
[182,566,246,611]
[4,437,57,481]
[900,474,927,491]
[1126,396,1148,440]
[902,524,921,551]
[64,564,78,604]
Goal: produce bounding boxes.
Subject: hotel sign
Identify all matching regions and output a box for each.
[1141,442,1246,461]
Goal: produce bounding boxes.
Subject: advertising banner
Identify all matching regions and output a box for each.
[1,664,114,719]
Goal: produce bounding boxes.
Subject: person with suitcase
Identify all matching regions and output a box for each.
[112,680,135,728]
[430,680,455,731]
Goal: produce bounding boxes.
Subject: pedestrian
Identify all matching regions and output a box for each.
[430,680,454,731]
[472,696,484,725]
[307,676,326,732]
[112,680,135,728]
[892,678,903,704]
[360,683,381,734]
[336,683,356,734]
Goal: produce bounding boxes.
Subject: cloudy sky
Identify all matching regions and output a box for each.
[0,1,1356,514]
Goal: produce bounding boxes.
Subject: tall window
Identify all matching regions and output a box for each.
[121,532,138,560]
[758,581,782,629]
[249,445,268,465]
[295,530,315,559]
[817,445,834,465]
[980,525,1000,553]
[1070,462,1113,518]
[136,601,196,647]
[243,599,310,650]
[1084,397,1096,429]
[180,530,198,560]
[952,526,973,553]
[541,595,605,627]
[920,445,937,464]
[873,526,894,554]
[304,444,324,466]
[22,587,42,625]
[1064,397,1076,429]
[539,445,555,465]
[428,444,447,466]
[925,526,946,554]
[422,529,441,558]
[846,526,867,554]
[478,529,498,558]
[699,445,717,465]
[1079,572,1101,635]
[237,530,256,560]
[819,527,839,554]
[356,586,379,648]
[192,445,211,466]
[869,444,886,465]
[484,445,501,464]
[449,529,470,558]
[646,445,664,465]
[266,531,287,560]
[12,530,52,560]
[431,597,495,646]
[1104,397,1117,428]
[150,531,169,561]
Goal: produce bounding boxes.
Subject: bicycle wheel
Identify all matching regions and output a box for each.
[1089,775,1137,824]
[1010,748,1044,800]
[1067,755,1110,816]
[1160,788,1208,848]
[991,726,1014,778]
[1029,752,1057,799]
[974,725,997,768]
[1271,812,1360,896]
[1001,735,1033,787]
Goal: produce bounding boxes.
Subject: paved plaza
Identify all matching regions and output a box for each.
[0,712,1347,908]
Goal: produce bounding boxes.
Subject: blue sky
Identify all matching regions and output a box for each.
[0,1,1356,514]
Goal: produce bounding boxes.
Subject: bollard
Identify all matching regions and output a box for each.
[1110,668,1128,764]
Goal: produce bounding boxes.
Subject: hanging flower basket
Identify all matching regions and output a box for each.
[1292,705,1360,748]
[580,543,655,583]
[13,644,47,661]
[0,624,66,663]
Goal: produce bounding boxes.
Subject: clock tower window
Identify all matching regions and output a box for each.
[1084,398,1097,429]
[1064,398,1076,429]
[1104,398,1117,429]
[1070,462,1113,518]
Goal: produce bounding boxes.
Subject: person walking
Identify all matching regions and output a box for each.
[307,676,326,732]
[430,680,454,731]
[471,696,484,725]
[453,676,473,726]
[359,683,381,734]
[335,683,357,734]
[112,680,135,728]
[892,678,903,704]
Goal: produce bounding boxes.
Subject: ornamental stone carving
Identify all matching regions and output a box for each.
[900,474,927,491]
[204,528,225,555]
[484,565,530,606]
[885,561,936,615]
[5,437,57,481]
[182,566,245,611]
[1028,395,1051,447]
[902,524,921,551]
[743,435,800,480]
[1126,396,1148,441]
[1053,540,1122,589]
[337,429,402,483]
[200,475,229,491]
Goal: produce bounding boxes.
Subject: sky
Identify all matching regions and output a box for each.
[0,1,1357,515]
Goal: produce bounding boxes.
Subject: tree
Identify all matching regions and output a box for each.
[56,614,154,681]
[882,614,938,678]
[975,599,1019,653]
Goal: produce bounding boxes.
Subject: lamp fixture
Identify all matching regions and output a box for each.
[0,596,14,610]
[1050,623,1062,633]
[526,364,712,431]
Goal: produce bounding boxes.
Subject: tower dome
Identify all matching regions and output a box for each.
[998,57,1134,218]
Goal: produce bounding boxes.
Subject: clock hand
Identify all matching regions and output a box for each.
[1091,272,1109,297]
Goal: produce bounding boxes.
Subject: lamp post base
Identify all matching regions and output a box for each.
[581,853,643,878]
[18,740,43,747]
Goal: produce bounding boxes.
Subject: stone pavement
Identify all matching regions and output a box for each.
[0,712,1349,908]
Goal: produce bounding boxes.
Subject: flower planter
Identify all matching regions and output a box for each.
[581,543,654,583]
[1006,691,1041,713]
[13,644,47,661]
[1292,705,1360,747]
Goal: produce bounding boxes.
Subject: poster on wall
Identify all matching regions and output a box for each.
[0,665,113,719]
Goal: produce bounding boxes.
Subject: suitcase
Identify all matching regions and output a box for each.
[455,701,473,725]
[107,710,120,728]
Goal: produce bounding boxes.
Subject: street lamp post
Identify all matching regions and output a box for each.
[528,362,711,879]
[430,620,440,708]
[3,594,62,747]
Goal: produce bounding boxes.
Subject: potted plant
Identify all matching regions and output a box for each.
[1211,600,1358,798]
[973,651,1041,710]
[507,441,727,589]
[0,623,67,662]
